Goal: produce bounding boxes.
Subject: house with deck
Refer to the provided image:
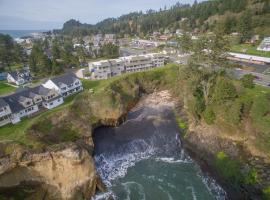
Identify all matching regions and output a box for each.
[0,73,82,127]
[7,69,31,86]
[43,73,83,97]
[0,99,12,126]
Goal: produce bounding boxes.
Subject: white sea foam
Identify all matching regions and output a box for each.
[186,186,198,200]
[155,157,192,164]
[121,182,146,200]
[91,191,115,200]
[158,185,174,200]
[94,139,158,186]
[196,168,227,200]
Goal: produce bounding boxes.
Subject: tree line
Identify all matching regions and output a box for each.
[58,0,270,40]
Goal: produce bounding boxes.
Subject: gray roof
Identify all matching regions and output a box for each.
[8,70,31,81]
[3,95,25,113]
[0,98,9,108]
[2,85,60,113]
[31,85,52,96]
[50,73,78,87]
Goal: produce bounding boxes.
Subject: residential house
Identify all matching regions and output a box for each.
[2,88,40,124]
[257,37,270,52]
[0,73,83,127]
[0,99,12,126]
[7,69,31,86]
[104,34,116,44]
[43,73,83,97]
[31,85,63,109]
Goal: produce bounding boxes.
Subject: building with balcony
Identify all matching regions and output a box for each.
[43,73,83,97]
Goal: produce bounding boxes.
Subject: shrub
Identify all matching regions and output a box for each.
[241,74,255,89]
[263,186,270,200]
[215,151,243,187]
[224,100,243,125]
[244,168,258,184]
[203,107,216,124]
[213,77,237,103]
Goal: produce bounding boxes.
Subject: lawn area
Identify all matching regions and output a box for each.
[239,85,270,153]
[0,81,17,96]
[0,94,77,148]
[231,44,270,58]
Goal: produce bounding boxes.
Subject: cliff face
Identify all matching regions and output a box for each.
[183,121,270,199]
[0,143,99,200]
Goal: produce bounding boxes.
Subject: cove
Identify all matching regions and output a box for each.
[92,91,227,200]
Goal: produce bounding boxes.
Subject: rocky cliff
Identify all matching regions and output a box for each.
[0,142,100,200]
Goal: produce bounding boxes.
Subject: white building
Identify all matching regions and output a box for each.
[0,99,12,126]
[257,37,270,52]
[228,52,270,65]
[7,70,31,86]
[43,73,83,97]
[0,73,85,127]
[88,59,125,80]
[146,53,166,67]
[120,55,153,73]
[84,53,166,80]
[31,85,63,110]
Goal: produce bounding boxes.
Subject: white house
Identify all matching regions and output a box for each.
[43,73,83,97]
[0,99,12,126]
[257,37,270,52]
[3,89,40,124]
[7,70,31,86]
[31,85,63,109]
[0,73,83,127]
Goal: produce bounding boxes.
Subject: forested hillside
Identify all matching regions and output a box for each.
[58,0,270,38]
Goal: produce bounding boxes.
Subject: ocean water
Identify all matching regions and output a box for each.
[0,30,47,38]
[92,93,226,200]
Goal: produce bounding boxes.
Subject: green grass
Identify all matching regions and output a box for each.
[0,94,77,147]
[0,81,16,95]
[231,43,270,58]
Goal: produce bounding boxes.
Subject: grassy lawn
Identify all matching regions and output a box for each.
[0,94,77,147]
[0,81,17,95]
[231,44,270,58]
[239,85,270,153]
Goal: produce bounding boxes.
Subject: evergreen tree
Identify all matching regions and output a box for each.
[238,11,252,42]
